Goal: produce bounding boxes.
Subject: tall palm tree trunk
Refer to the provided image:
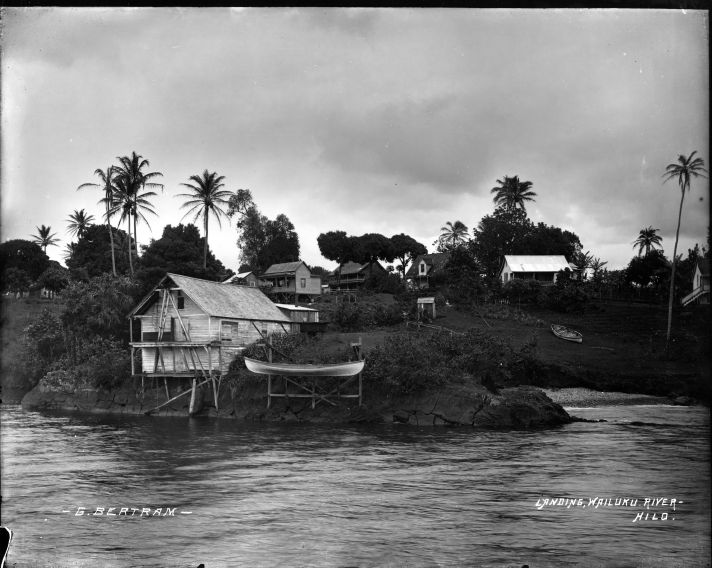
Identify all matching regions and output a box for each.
[133,213,140,261]
[203,211,209,269]
[665,188,686,353]
[107,202,117,277]
[127,217,134,277]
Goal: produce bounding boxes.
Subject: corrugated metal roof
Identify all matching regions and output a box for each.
[504,255,570,273]
[262,261,305,276]
[274,303,318,312]
[144,273,291,322]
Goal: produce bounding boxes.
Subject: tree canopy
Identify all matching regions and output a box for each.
[0,239,51,281]
[391,233,427,278]
[65,224,132,279]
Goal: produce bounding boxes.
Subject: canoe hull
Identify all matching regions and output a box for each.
[244,357,365,377]
[551,324,583,343]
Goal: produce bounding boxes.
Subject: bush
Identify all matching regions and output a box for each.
[501,279,542,304]
[539,282,591,313]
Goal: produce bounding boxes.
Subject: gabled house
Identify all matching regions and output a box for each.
[328,260,387,291]
[499,255,571,285]
[128,273,292,378]
[223,271,261,288]
[681,258,710,306]
[260,261,322,301]
[405,252,450,289]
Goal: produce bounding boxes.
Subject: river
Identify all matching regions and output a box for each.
[0,404,709,567]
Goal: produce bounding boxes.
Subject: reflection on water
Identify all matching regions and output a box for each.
[1,405,709,567]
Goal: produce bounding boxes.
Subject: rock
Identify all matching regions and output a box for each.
[673,395,695,406]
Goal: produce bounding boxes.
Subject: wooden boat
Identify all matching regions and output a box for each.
[551,324,583,343]
[244,357,365,377]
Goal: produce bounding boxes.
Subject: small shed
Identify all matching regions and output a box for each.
[417,297,436,320]
[223,271,261,287]
[128,273,293,377]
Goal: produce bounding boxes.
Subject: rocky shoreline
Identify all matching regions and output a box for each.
[537,387,698,407]
[18,377,573,429]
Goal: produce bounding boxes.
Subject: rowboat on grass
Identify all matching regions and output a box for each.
[243,357,365,377]
[551,324,583,343]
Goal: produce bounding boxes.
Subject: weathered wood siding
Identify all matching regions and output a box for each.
[138,291,216,342]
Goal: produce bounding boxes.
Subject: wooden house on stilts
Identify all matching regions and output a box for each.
[128,273,293,414]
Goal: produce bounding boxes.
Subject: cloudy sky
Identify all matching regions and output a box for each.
[2,8,709,273]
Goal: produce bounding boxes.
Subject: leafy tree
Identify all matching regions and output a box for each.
[525,223,582,259]
[0,239,50,280]
[589,257,608,282]
[2,267,32,296]
[317,230,359,286]
[470,207,534,277]
[490,175,536,213]
[633,226,663,257]
[66,209,95,240]
[177,169,232,269]
[31,225,59,253]
[390,233,427,279]
[353,233,395,276]
[136,224,230,294]
[237,208,300,272]
[437,221,470,251]
[78,167,119,276]
[61,274,139,346]
[662,151,707,350]
[65,224,132,279]
[37,263,71,297]
[571,250,593,280]
[437,244,485,303]
[625,250,669,290]
[111,151,164,274]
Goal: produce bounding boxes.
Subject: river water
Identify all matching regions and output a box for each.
[0,404,709,568]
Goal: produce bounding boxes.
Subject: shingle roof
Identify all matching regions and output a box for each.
[130,273,291,322]
[405,253,450,278]
[262,261,305,276]
[503,255,570,273]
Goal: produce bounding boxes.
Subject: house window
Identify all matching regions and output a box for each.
[176,291,184,310]
[420,262,426,274]
[300,278,306,288]
[221,321,240,342]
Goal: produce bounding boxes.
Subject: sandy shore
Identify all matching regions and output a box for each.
[538,387,673,407]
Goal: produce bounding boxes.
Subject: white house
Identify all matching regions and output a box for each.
[681,258,710,306]
[499,255,572,285]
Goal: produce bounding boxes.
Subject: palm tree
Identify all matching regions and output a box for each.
[177,170,232,269]
[31,225,59,253]
[490,175,537,212]
[438,220,470,249]
[632,226,663,256]
[572,250,593,280]
[589,257,608,277]
[662,151,707,351]
[66,209,95,240]
[112,151,163,265]
[78,166,120,276]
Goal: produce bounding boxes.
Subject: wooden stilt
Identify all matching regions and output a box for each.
[145,377,211,415]
[164,377,170,401]
[189,378,198,415]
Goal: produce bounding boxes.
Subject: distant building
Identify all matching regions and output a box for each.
[328,260,387,291]
[681,258,710,306]
[260,261,322,301]
[274,303,326,334]
[405,252,450,289]
[499,255,571,285]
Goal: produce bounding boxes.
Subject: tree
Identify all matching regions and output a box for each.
[470,207,534,277]
[625,250,669,292]
[78,166,120,276]
[65,224,132,279]
[633,226,663,257]
[2,267,32,296]
[66,209,95,240]
[437,221,470,251]
[390,233,427,279]
[0,239,50,281]
[662,151,707,351]
[255,214,301,270]
[525,223,582,260]
[571,250,593,280]
[353,233,395,275]
[490,175,537,213]
[136,224,230,294]
[37,263,71,298]
[177,170,232,269]
[31,225,59,253]
[317,230,358,286]
[112,151,164,273]
[589,257,608,281]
